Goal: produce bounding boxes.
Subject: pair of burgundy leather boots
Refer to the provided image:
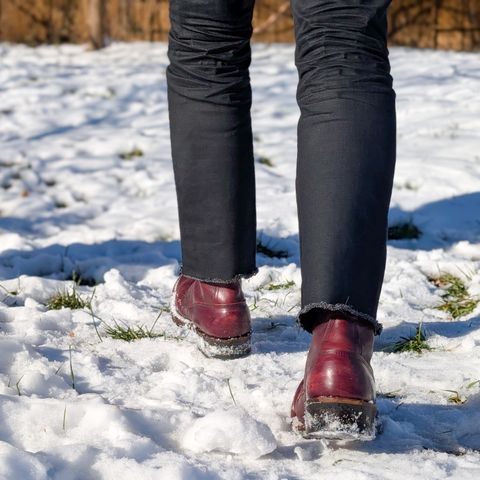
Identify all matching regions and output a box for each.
[171,274,377,440]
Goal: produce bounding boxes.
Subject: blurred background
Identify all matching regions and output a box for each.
[0,0,480,51]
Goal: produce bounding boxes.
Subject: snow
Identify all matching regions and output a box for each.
[0,41,480,478]
[182,407,277,458]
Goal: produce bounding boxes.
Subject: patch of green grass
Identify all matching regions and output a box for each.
[47,286,91,310]
[430,273,478,319]
[103,319,164,342]
[256,238,289,259]
[264,280,295,291]
[388,220,422,240]
[257,156,274,167]
[89,308,184,343]
[386,323,431,354]
[119,147,144,160]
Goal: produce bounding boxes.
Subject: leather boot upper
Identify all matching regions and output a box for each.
[291,314,376,422]
[174,274,251,339]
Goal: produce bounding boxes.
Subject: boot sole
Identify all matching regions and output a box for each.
[171,313,252,359]
[169,285,252,360]
[294,397,378,441]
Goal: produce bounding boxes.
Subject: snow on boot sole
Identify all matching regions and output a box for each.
[295,397,378,441]
[171,312,251,359]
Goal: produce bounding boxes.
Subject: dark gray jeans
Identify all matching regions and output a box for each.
[166,0,396,335]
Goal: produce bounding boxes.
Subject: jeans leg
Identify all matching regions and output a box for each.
[167,0,258,283]
[291,0,397,335]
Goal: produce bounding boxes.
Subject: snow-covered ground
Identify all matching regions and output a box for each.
[1,42,480,479]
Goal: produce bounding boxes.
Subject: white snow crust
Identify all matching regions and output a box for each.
[182,407,277,458]
[1,42,480,479]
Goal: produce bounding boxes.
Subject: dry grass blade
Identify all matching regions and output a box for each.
[430,273,478,319]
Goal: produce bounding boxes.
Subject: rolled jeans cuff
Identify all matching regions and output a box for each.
[297,302,383,336]
[178,263,259,284]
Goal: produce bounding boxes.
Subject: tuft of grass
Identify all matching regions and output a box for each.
[264,280,295,291]
[87,306,176,343]
[47,286,91,310]
[388,220,422,240]
[444,389,466,405]
[103,317,164,342]
[430,273,478,319]
[119,147,144,160]
[386,323,431,354]
[257,156,274,167]
[256,238,289,259]
[443,380,480,405]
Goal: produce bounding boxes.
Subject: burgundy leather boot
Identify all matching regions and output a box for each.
[291,313,377,440]
[170,274,252,359]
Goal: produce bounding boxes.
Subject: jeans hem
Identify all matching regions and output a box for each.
[178,263,259,283]
[297,302,383,336]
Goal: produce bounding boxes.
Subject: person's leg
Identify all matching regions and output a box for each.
[166,1,256,359]
[290,0,396,438]
[166,0,258,283]
[292,0,396,334]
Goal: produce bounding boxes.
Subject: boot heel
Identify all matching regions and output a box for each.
[304,398,377,441]
[197,329,251,360]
